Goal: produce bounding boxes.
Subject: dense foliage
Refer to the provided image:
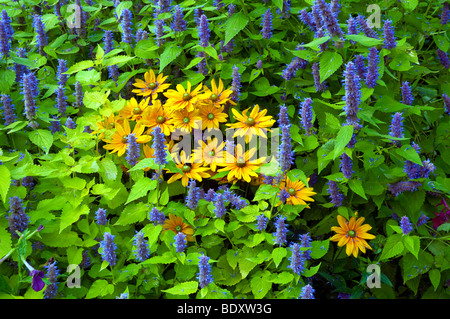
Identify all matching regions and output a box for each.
[0,0,449,299]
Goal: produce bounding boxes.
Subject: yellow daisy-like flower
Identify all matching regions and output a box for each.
[140,100,175,136]
[227,104,275,142]
[132,69,171,99]
[216,144,263,183]
[330,214,376,258]
[198,78,236,108]
[119,97,150,121]
[162,213,195,242]
[193,138,226,172]
[163,81,203,112]
[198,101,228,130]
[91,113,123,140]
[102,119,151,157]
[167,151,211,187]
[278,177,317,207]
[171,108,202,133]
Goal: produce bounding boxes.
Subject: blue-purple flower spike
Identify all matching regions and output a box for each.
[198,14,210,47]
[95,208,108,226]
[400,81,414,105]
[340,152,353,179]
[126,133,140,167]
[300,284,315,299]
[274,215,288,246]
[8,196,29,237]
[383,20,397,49]
[443,93,450,114]
[152,126,168,166]
[171,5,186,32]
[149,207,166,226]
[230,65,241,102]
[437,49,450,69]
[365,47,379,88]
[389,112,404,147]
[400,216,413,235]
[261,9,273,39]
[1,94,16,126]
[43,260,60,299]
[100,232,117,266]
[197,254,214,288]
[174,232,187,253]
[343,61,361,128]
[327,180,345,207]
[133,231,150,262]
[300,97,314,136]
[33,14,48,54]
[256,214,268,231]
[121,8,133,44]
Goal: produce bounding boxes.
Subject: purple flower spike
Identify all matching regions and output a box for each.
[365,47,379,88]
[437,49,450,69]
[383,20,397,49]
[261,9,273,39]
[198,14,210,47]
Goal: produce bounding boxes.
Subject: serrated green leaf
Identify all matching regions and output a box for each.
[250,272,272,298]
[0,166,11,204]
[159,45,183,73]
[428,269,441,291]
[28,130,53,154]
[272,247,287,267]
[320,51,343,83]
[60,203,90,233]
[103,55,135,67]
[64,60,95,74]
[125,177,157,204]
[348,179,368,200]
[85,279,115,299]
[134,39,158,59]
[345,34,383,46]
[162,281,198,295]
[310,239,330,259]
[403,235,420,259]
[224,12,249,46]
[333,125,354,159]
[380,234,404,260]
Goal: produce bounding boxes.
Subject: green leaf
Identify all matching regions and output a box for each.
[0,70,17,93]
[299,36,331,51]
[319,51,343,83]
[348,179,368,200]
[333,125,354,159]
[250,272,272,299]
[394,144,422,166]
[303,263,321,277]
[224,12,249,46]
[102,55,135,67]
[159,44,183,73]
[134,39,158,59]
[401,0,418,11]
[128,157,159,172]
[380,234,404,260]
[60,203,90,233]
[85,279,115,299]
[310,240,330,259]
[272,247,287,267]
[428,269,441,291]
[0,227,12,258]
[64,60,95,74]
[28,129,53,154]
[345,34,383,46]
[125,177,158,204]
[203,45,219,61]
[115,202,148,226]
[403,235,420,259]
[0,166,11,204]
[162,281,198,295]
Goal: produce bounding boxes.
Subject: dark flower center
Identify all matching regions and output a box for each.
[207,113,215,120]
[183,117,190,124]
[148,82,157,89]
[175,225,182,232]
[182,93,192,101]
[156,115,166,124]
[109,122,115,128]
[208,150,215,157]
[133,107,142,115]
[210,93,219,101]
[121,135,128,143]
[245,117,256,126]
[347,230,356,238]
[236,157,246,168]
[182,164,191,172]
[288,187,296,196]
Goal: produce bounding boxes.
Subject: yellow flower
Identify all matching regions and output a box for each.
[198,78,236,107]
[278,177,316,207]
[91,113,123,140]
[132,69,171,99]
[193,138,226,172]
[140,100,175,136]
[170,108,202,133]
[163,81,203,112]
[330,215,376,258]
[227,104,275,142]
[167,151,211,187]
[119,97,150,121]
[216,144,263,183]
[198,101,228,130]
[102,119,151,157]
[162,213,195,242]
